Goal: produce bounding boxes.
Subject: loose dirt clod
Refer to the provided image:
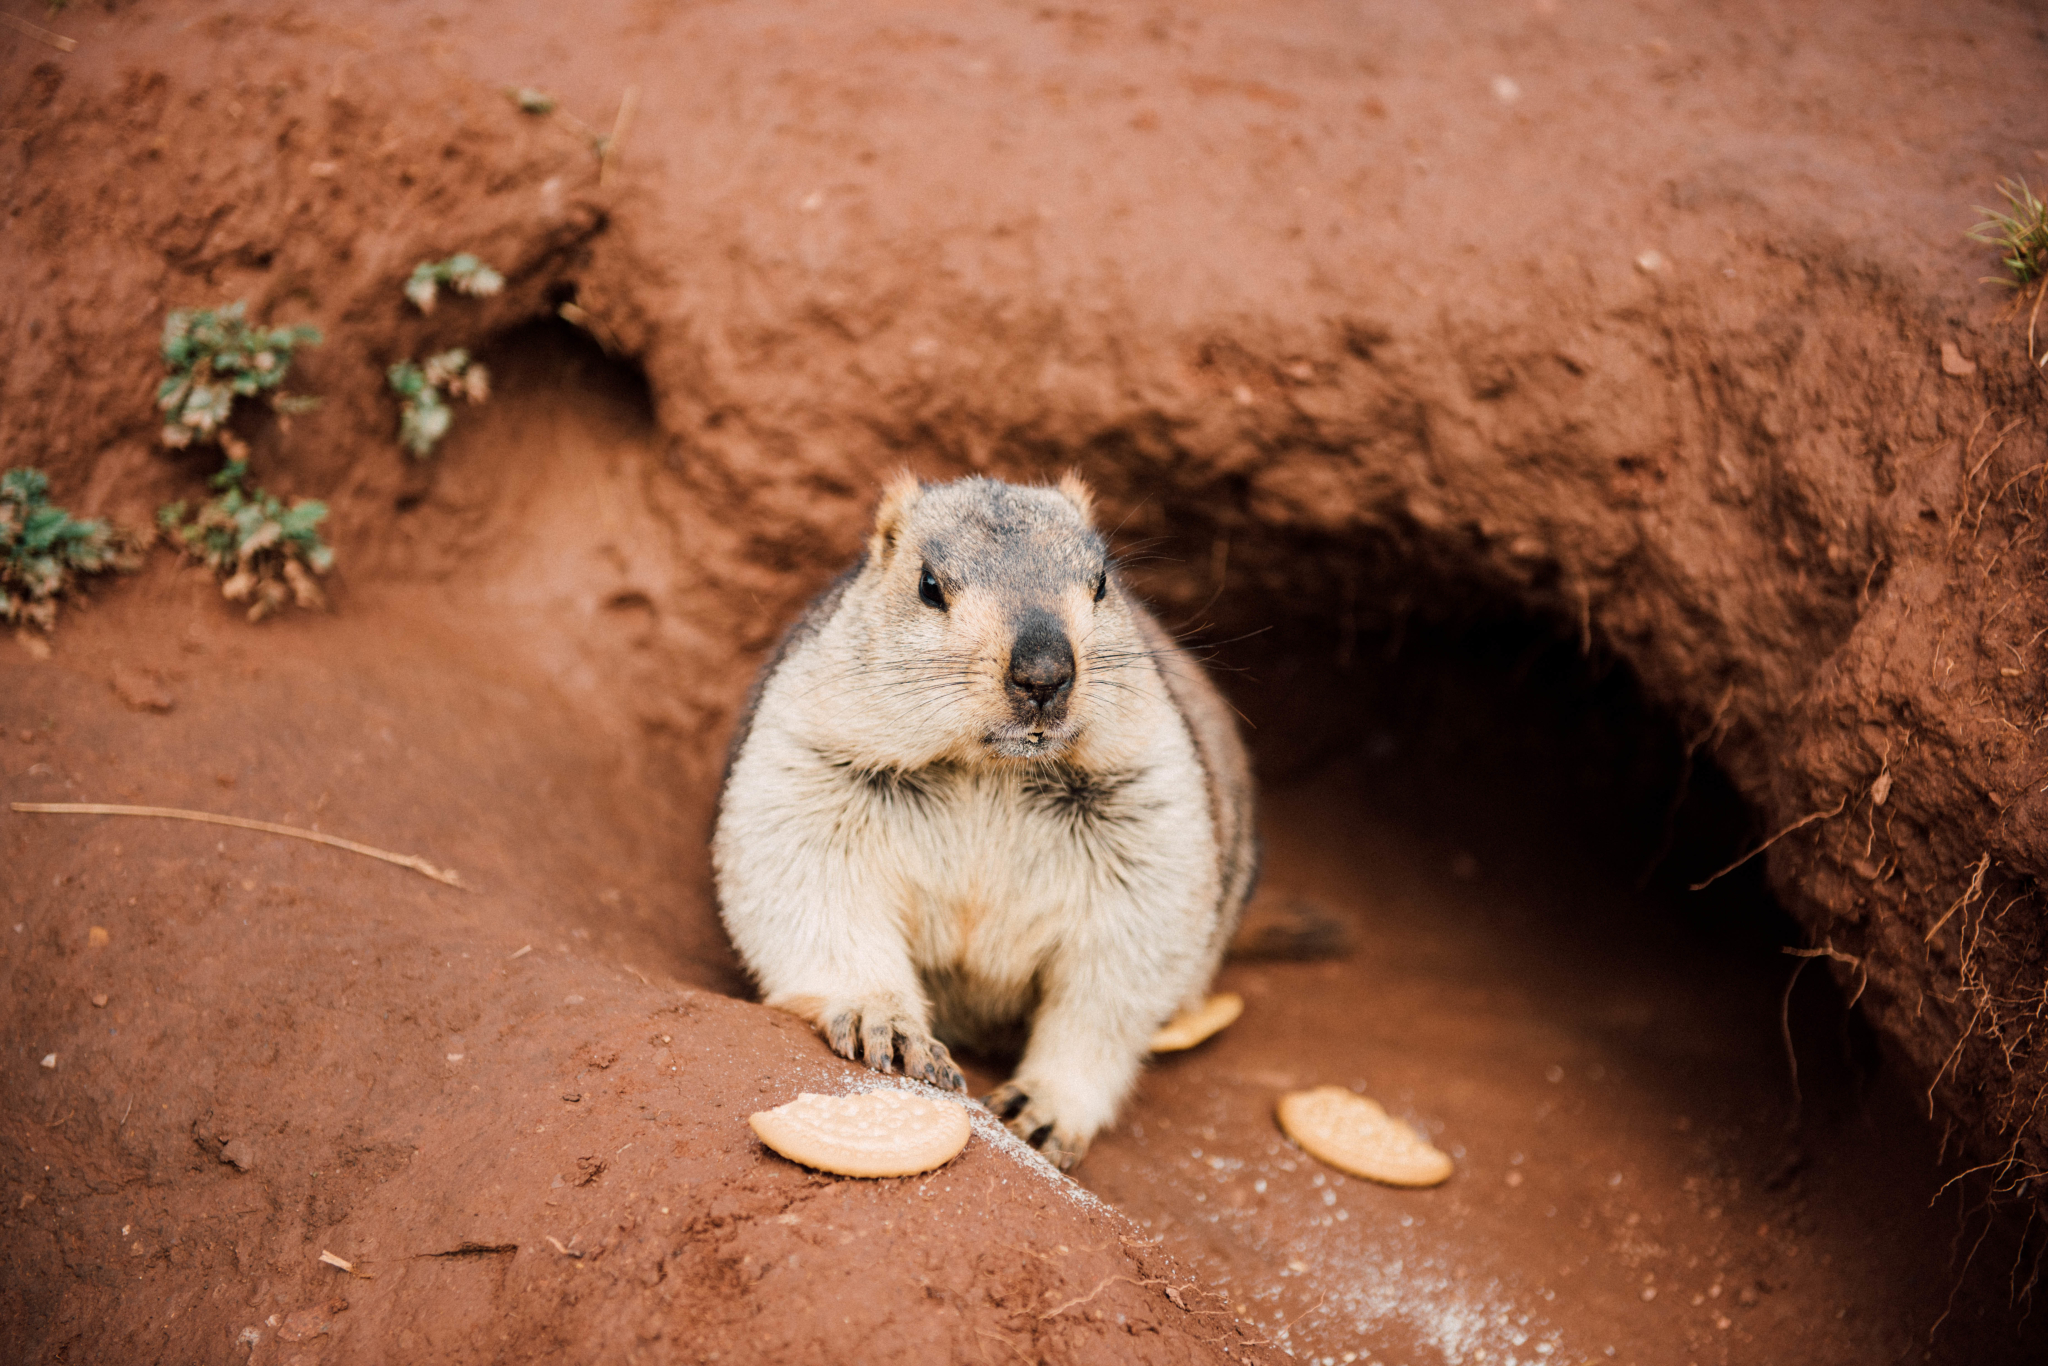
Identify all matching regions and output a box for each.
[109,665,172,713]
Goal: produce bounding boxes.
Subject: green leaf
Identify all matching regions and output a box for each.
[156,302,323,448]
[388,361,427,397]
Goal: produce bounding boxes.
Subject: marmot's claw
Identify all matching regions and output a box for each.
[983,1082,1089,1170]
[985,1081,1031,1121]
[824,1009,861,1061]
[819,1001,964,1092]
[861,1014,897,1074]
[903,1035,967,1093]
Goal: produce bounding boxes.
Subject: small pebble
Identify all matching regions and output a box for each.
[91,993,108,1008]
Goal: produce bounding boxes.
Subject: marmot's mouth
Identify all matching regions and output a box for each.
[982,716,1080,760]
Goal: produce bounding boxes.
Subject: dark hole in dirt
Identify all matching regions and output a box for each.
[1227,605,1782,935]
[1070,533,2043,1358]
[1262,601,1894,1086]
[485,315,659,431]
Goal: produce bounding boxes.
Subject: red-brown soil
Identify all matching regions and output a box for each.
[7,0,2048,1362]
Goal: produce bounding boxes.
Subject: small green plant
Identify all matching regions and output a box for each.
[1969,178,2048,287]
[404,254,505,313]
[158,303,322,462]
[388,350,491,458]
[1,468,136,631]
[158,461,333,622]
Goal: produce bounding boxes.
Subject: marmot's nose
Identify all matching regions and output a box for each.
[1008,612,1075,710]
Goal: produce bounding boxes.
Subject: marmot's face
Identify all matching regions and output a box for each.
[861,475,1134,762]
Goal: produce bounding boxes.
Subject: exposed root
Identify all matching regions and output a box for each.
[1784,943,1868,1008]
[1689,793,1847,892]
[1776,945,1869,1116]
[1636,683,1735,889]
[1924,852,1990,942]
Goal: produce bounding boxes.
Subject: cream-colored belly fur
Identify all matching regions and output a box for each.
[898,764,1219,1042]
[716,654,1223,1151]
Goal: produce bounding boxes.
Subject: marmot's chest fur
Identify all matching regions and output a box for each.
[713,473,1256,1169]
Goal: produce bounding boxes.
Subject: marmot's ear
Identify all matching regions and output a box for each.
[1056,470,1097,527]
[871,470,923,555]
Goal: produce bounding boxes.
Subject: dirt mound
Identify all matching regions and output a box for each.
[1,586,1270,1365]
[6,0,2048,1360]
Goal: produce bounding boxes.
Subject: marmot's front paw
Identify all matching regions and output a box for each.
[820,999,967,1093]
[984,1081,1089,1170]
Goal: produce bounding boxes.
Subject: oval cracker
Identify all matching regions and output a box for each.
[1150,992,1245,1052]
[1277,1085,1454,1188]
[750,1090,971,1178]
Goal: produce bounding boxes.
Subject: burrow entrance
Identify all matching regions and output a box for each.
[419,320,2048,1363]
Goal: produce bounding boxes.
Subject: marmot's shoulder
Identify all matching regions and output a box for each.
[720,553,864,782]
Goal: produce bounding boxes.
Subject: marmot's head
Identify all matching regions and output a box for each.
[855,472,1134,761]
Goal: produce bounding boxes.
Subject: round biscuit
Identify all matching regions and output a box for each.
[749,1090,972,1178]
[1149,992,1245,1052]
[1276,1085,1454,1188]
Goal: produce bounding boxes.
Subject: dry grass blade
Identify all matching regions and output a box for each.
[1970,178,2048,287]
[0,12,76,51]
[2030,277,2048,364]
[599,85,640,187]
[8,802,467,889]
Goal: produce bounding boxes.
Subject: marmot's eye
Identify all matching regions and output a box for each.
[918,565,947,610]
[1092,572,1108,603]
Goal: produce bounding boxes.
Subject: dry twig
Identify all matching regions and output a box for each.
[8,802,466,888]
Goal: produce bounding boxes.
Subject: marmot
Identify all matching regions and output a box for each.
[714,473,1256,1168]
